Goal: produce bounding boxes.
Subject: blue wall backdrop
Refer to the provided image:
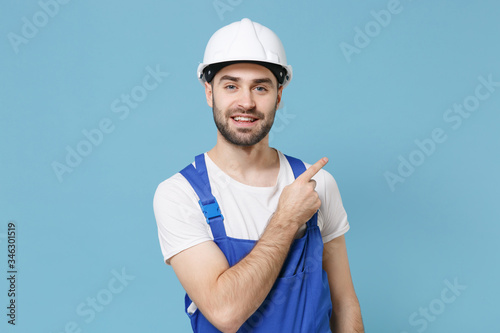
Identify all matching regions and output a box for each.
[1,0,499,332]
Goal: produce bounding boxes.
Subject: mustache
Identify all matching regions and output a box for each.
[227,107,265,118]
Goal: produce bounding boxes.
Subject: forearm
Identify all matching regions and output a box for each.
[330,299,364,333]
[208,212,297,331]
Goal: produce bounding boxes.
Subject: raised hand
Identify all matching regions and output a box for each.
[275,157,329,228]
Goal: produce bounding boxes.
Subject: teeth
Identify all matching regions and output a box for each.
[233,116,255,122]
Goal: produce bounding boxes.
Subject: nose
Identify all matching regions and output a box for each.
[237,88,256,110]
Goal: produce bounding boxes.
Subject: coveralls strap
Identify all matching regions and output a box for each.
[179,153,333,332]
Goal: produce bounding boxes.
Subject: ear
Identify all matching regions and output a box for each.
[276,85,284,109]
[205,82,213,108]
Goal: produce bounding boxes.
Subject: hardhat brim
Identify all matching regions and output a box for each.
[200,60,289,86]
[197,61,293,88]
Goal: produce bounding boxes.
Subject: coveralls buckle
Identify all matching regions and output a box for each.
[198,199,223,224]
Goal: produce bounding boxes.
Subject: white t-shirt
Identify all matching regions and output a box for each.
[154,150,349,265]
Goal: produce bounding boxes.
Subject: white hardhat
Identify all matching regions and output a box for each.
[197,18,293,88]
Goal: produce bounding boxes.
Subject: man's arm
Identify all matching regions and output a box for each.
[170,158,328,333]
[323,235,364,332]
[171,213,296,332]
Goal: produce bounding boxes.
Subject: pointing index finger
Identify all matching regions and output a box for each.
[298,157,329,181]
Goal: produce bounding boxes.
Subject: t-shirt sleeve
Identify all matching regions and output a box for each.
[317,169,350,243]
[153,174,212,265]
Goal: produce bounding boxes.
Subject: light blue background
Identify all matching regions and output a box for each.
[1,0,499,332]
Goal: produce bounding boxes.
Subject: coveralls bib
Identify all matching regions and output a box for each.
[179,154,332,332]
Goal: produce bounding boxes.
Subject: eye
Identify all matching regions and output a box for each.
[225,84,236,90]
[255,86,268,92]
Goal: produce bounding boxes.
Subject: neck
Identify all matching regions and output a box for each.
[207,133,279,187]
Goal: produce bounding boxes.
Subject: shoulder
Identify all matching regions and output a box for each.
[153,171,197,208]
[153,169,213,265]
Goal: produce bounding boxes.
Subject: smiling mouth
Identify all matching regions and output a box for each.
[232,116,258,123]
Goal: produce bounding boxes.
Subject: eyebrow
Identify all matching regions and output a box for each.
[218,75,239,83]
[253,78,274,85]
[218,75,274,86]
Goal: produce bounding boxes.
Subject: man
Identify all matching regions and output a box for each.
[154,18,364,332]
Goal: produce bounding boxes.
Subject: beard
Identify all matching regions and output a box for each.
[212,100,277,147]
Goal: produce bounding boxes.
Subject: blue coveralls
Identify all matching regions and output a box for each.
[179,153,333,332]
